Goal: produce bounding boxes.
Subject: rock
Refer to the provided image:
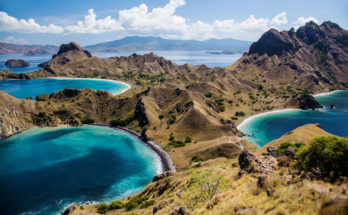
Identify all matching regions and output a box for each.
[297,94,323,110]
[36,88,82,101]
[238,150,263,173]
[152,171,174,182]
[267,146,277,156]
[5,59,29,67]
[61,203,79,215]
[56,42,91,57]
[257,176,266,188]
[283,147,296,158]
[178,206,189,215]
[277,155,292,167]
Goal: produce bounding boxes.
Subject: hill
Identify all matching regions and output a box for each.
[85,36,252,52]
[0,42,58,55]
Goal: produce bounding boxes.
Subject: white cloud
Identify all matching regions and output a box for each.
[293,16,319,29]
[1,36,28,44]
[0,0,318,41]
[0,11,64,33]
[65,9,123,34]
[270,12,288,26]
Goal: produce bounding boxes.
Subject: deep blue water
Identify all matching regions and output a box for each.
[93,51,243,68]
[238,90,348,147]
[0,125,161,215]
[0,54,51,74]
[0,78,129,98]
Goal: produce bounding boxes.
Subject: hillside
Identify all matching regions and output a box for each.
[65,124,348,215]
[85,36,252,52]
[1,21,348,168]
[0,42,58,55]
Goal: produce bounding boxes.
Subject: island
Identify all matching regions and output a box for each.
[5,59,30,67]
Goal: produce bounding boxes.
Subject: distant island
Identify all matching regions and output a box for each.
[0,36,252,55]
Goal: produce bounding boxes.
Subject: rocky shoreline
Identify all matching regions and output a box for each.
[92,123,176,173]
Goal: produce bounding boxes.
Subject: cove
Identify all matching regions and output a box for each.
[238,90,348,147]
[0,78,130,98]
[0,125,161,215]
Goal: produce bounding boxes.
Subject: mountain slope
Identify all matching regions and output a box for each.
[0,42,58,55]
[85,36,252,52]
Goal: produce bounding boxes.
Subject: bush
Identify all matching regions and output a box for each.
[169,133,175,141]
[191,155,205,162]
[140,200,155,208]
[110,113,135,127]
[125,201,138,211]
[185,136,193,143]
[167,114,177,125]
[169,140,186,147]
[53,109,69,116]
[204,92,212,98]
[295,136,348,178]
[231,116,238,120]
[234,111,245,117]
[158,114,164,119]
[97,203,109,214]
[277,142,304,155]
[109,200,124,210]
[82,117,94,124]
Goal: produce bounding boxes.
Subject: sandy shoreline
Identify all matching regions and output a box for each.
[92,123,176,173]
[46,77,131,95]
[237,109,300,131]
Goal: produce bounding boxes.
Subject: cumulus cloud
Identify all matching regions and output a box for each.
[1,36,28,44]
[293,16,319,29]
[65,9,123,34]
[0,0,317,41]
[0,11,64,33]
[270,12,288,26]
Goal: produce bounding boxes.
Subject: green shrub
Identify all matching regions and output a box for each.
[140,200,155,208]
[204,92,212,98]
[234,111,245,117]
[82,117,94,124]
[53,109,69,116]
[97,203,109,214]
[169,133,175,141]
[230,116,238,120]
[191,155,205,162]
[74,113,83,119]
[110,113,135,127]
[277,142,304,155]
[169,140,185,147]
[295,136,348,178]
[185,136,193,143]
[109,200,124,210]
[125,201,138,211]
[167,114,177,125]
[158,114,164,119]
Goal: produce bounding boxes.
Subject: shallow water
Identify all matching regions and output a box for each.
[0,78,129,98]
[238,90,348,147]
[0,125,161,215]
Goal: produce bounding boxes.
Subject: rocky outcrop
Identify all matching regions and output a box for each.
[152,171,175,182]
[62,203,79,215]
[290,94,323,110]
[5,59,29,67]
[36,88,82,101]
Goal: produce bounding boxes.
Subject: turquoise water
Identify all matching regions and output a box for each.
[0,78,129,98]
[238,90,348,147]
[0,125,161,215]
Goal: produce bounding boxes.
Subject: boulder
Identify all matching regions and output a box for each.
[61,203,79,215]
[283,147,296,158]
[238,150,263,173]
[267,146,277,156]
[5,59,29,67]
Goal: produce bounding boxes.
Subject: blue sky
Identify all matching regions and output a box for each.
[0,0,347,45]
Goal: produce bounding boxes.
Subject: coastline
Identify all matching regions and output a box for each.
[46,77,131,95]
[92,123,176,173]
[313,89,347,97]
[237,109,300,131]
